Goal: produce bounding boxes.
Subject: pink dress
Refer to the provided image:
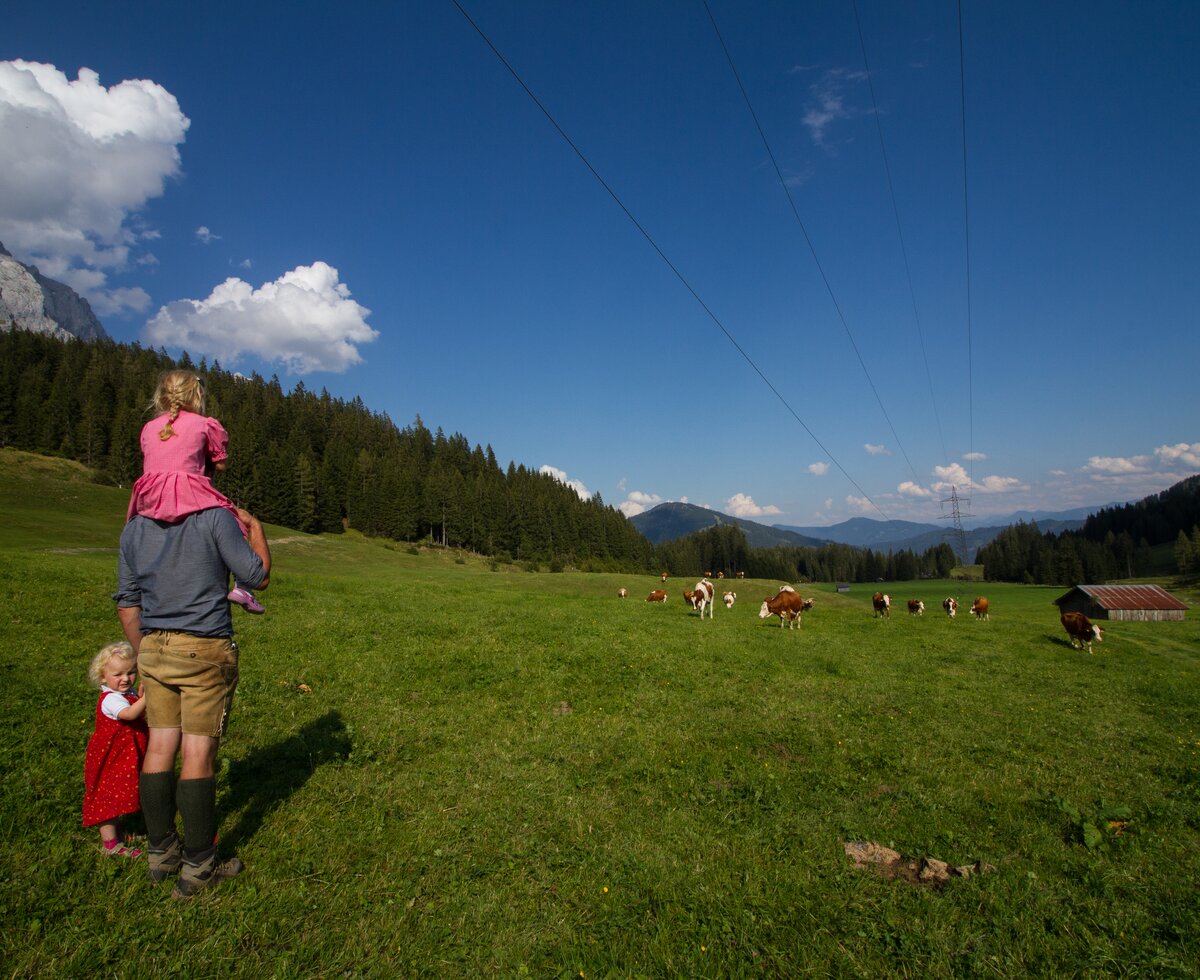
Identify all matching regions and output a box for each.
[126,410,242,528]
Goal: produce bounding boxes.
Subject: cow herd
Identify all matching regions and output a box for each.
[620,582,1108,654]
[626,582,992,632]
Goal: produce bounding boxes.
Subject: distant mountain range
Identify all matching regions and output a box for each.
[630,502,828,550]
[630,501,1106,562]
[0,241,109,342]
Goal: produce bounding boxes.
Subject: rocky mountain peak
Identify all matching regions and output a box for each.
[0,241,110,342]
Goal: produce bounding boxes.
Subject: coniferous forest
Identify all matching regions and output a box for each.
[0,328,653,570]
[3,328,1197,583]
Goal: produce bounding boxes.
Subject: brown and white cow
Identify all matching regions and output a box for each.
[692,578,716,619]
[661,571,669,583]
[759,589,805,629]
[646,589,668,603]
[617,588,628,598]
[943,597,958,618]
[907,599,925,616]
[872,592,891,618]
[736,571,745,579]
[970,596,989,620]
[723,590,736,609]
[1062,611,1103,654]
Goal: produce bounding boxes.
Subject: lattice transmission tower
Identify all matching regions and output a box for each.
[940,484,972,567]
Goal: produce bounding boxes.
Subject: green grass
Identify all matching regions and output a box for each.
[2,448,1199,976]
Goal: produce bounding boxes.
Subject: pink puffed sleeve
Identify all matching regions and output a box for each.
[205,416,230,464]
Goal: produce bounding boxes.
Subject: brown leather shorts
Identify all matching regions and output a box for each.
[137,632,239,738]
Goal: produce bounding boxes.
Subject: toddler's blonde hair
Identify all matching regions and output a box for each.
[150,370,207,441]
[88,641,136,689]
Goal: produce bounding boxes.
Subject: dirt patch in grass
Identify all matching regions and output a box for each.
[844,840,995,889]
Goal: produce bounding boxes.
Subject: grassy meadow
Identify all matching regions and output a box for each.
[2,448,1198,977]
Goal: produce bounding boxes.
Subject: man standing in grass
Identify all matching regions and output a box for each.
[114,504,270,900]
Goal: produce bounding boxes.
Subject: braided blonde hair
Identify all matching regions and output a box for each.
[150,370,206,441]
[88,641,136,689]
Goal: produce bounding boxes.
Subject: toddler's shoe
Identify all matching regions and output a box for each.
[102,839,143,859]
[228,586,265,614]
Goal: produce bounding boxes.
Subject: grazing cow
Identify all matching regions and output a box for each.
[1062,611,1103,654]
[661,571,669,583]
[646,589,668,603]
[970,597,990,620]
[691,578,716,619]
[717,571,725,579]
[617,588,628,598]
[907,599,925,616]
[943,597,958,618]
[872,592,891,618]
[723,590,736,609]
[759,589,805,629]
[736,571,745,579]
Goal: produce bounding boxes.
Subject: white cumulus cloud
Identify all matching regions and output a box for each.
[1155,442,1200,469]
[898,481,932,498]
[144,262,377,373]
[963,451,987,461]
[931,462,1025,495]
[0,60,189,312]
[726,493,781,518]
[807,462,829,476]
[195,225,220,244]
[864,443,890,456]
[1084,455,1151,475]
[619,490,662,518]
[846,495,874,514]
[540,465,591,501]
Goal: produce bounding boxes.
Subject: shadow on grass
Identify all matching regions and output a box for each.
[1046,633,1092,651]
[220,710,352,849]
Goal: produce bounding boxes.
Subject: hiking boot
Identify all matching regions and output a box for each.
[171,847,243,901]
[147,831,182,883]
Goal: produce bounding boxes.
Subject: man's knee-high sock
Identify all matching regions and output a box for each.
[176,777,217,854]
[139,770,177,844]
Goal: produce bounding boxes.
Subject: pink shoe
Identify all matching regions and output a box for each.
[228,586,265,614]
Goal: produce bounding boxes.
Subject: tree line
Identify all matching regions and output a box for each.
[653,523,959,586]
[976,475,1200,585]
[0,329,653,570]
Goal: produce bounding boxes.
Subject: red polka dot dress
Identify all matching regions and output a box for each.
[82,689,150,828]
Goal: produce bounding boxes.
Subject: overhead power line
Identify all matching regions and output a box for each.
[704,0,924,494]
[452,0,889,519]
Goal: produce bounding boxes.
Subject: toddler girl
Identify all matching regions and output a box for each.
[83,641,149,857]
[126,369,264,613]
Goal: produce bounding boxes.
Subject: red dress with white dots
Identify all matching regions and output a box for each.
[82,690,150,828]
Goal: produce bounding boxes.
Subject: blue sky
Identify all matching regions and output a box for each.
[3,1,1198,526]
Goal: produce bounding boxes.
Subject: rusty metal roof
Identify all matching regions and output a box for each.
[1055,584,1189,611]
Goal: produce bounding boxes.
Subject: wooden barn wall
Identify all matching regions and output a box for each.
[1108,609,1187,622]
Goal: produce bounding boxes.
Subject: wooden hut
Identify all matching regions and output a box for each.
[1054,584,1188,622]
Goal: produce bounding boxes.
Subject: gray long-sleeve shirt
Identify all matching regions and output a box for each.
[115,508,267,638]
